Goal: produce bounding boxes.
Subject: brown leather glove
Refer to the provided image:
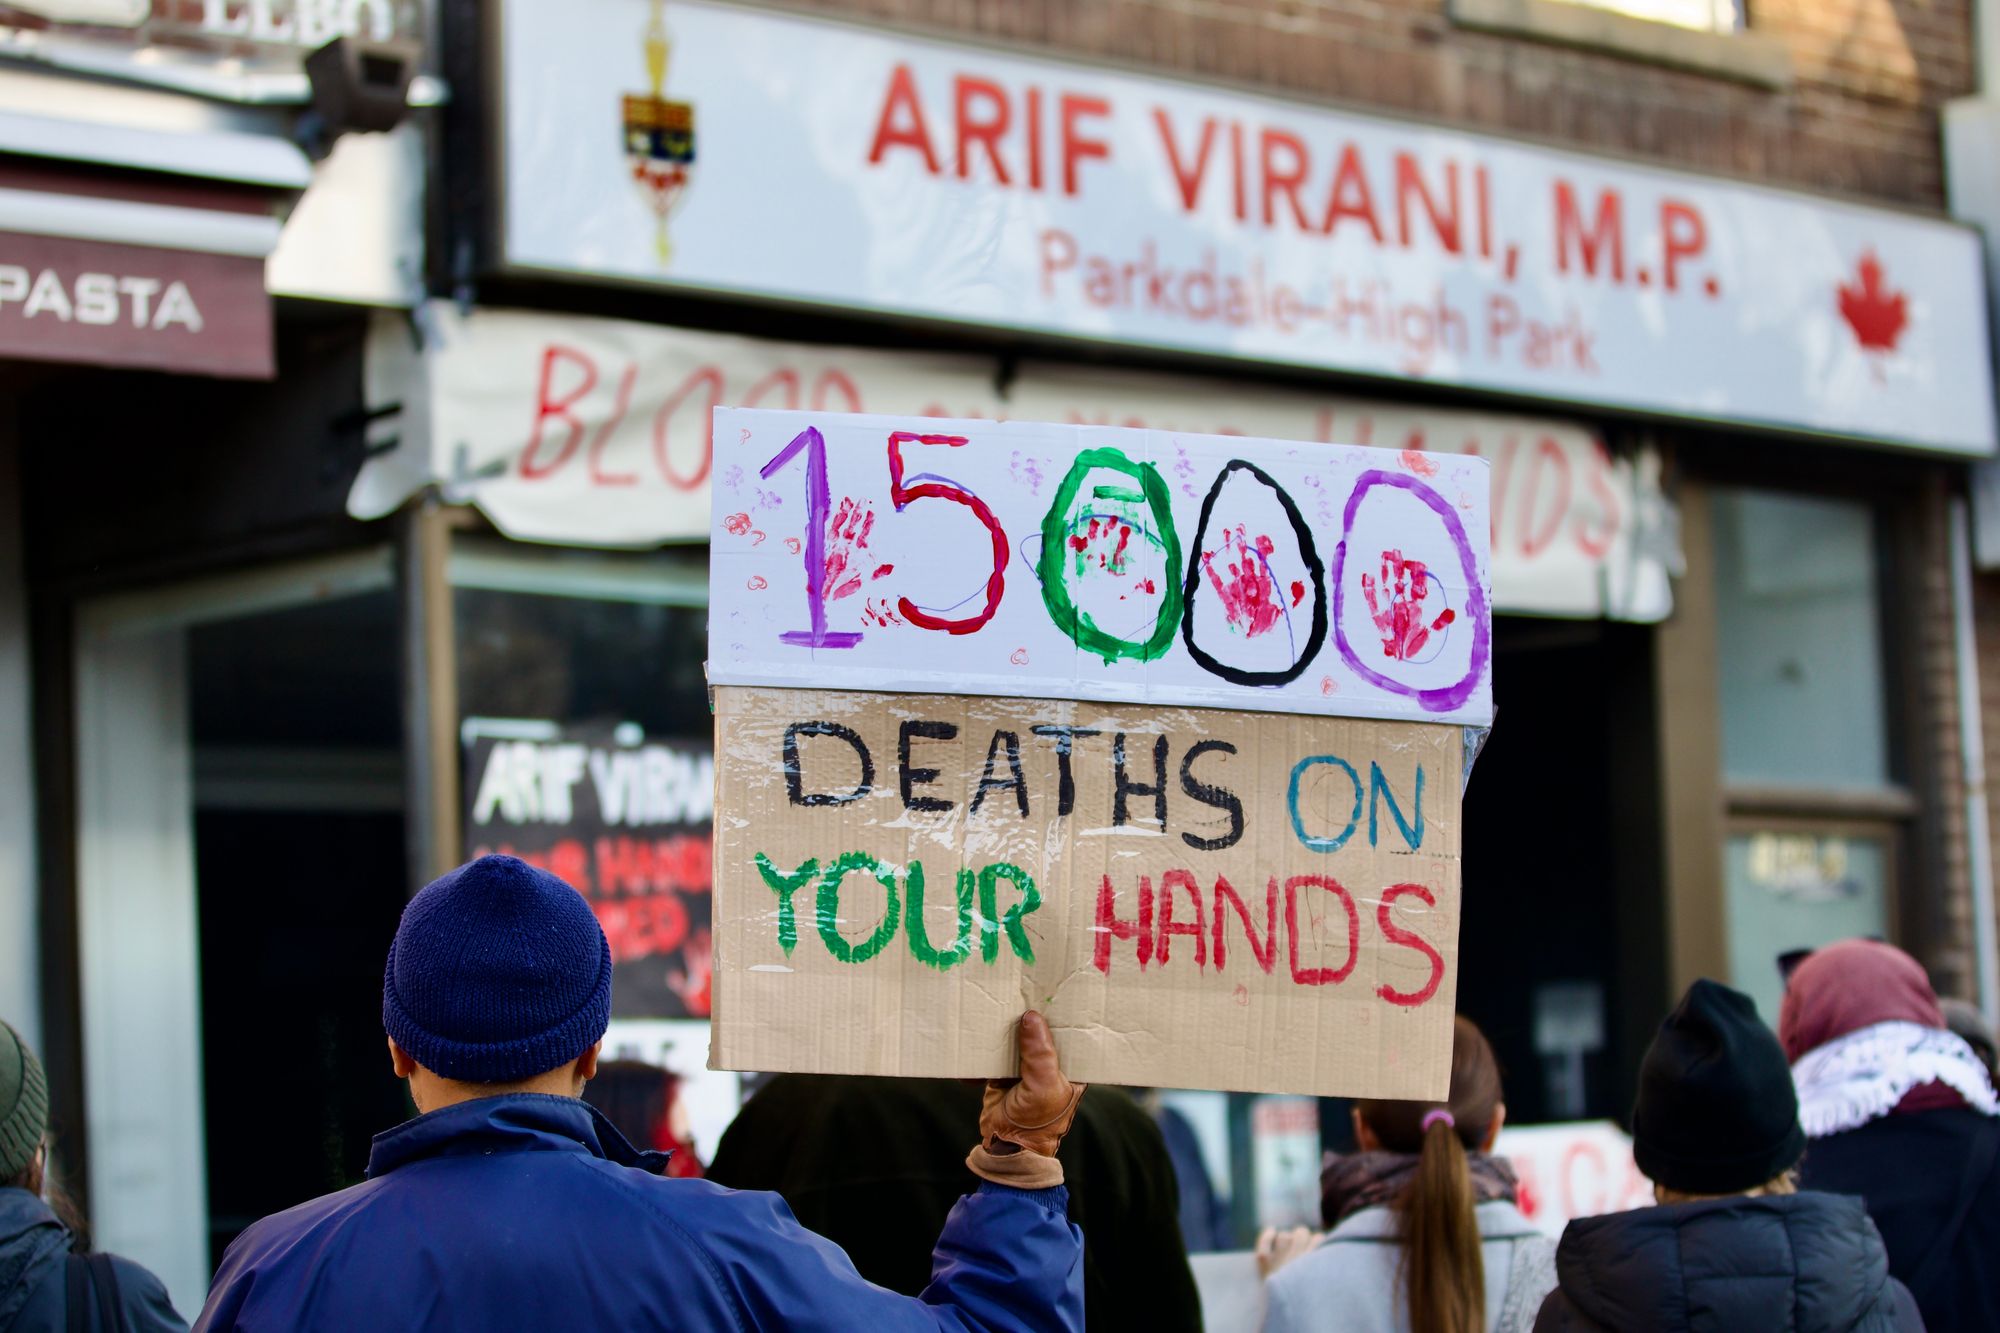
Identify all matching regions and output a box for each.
[966,1011,1085,1190]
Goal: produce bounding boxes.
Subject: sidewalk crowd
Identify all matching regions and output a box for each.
[2,854,1995,1331]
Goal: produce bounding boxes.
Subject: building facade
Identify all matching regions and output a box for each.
[8,0,1999,1306]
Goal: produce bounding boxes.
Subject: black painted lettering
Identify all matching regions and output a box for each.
[1113,732,1169,829]
[899,719,959,812]
[1031,725,1100,817]
[1179,739,1245,850]
[783,721,874,807]
[970,729,1030,818]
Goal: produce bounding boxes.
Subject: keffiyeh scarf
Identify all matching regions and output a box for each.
[1792,1019,2000,1137]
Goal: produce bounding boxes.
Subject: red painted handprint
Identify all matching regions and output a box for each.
[1362,549,1455,661]
[822,497,891,603]
[1201,525,1301,638]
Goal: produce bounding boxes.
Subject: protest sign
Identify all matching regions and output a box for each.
[707,409,1490,1099]
[463,719,715,1018]
[710,686,1463,1098]
[709,409,1493,727]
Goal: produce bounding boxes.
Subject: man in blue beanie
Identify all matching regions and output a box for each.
[195,854,1086,1332]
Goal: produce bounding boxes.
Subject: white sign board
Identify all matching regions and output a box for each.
[708,408,1494,725]
[355,306,1673,621]
[1496,1120,1654,1238]
[500,0,1996,456]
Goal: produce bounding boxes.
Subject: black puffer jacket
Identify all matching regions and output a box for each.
[1533,1192,1923,1332]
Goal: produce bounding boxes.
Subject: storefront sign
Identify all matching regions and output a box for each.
[13,0,419,42]
[708,409,1495,724]
[0,230,272,378]
[462,719,714,1020]
[499,0,1996,455]
[357,304,1671,621]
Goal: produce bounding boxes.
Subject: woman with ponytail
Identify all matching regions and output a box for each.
[1261,1016,1554,1333]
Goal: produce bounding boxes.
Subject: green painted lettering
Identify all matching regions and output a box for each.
[904,861,975,970]
[754,852,818,955]
[816,850,901,963]
[979,862,1042,964]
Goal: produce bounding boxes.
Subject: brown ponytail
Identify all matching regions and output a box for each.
[1355,1016,1503,1333]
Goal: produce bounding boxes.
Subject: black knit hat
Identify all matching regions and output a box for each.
[1631,978,1806,1196]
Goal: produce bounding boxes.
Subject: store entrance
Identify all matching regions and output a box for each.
[1457,616,1665,1125]
[72,551,408,1312]
[187,585,410,1260]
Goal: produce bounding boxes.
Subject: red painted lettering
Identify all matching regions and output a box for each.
[954,75,1011,184]
[652,364,720,490]
[1575,438,1622,559]
[744,367,801,410]
[1229,121,1247,222]
[1155,109,1217,213]
[1376,882,1445,1006]
[1285,874,1359,986]
[1395,153,1461,253]
[1211,874,1277,974]
[1041,227,1078,296]
[811,369,863,414]
[1319,144,1384,242]
[1660,199,1706,292]
[1518,437,1571,559]
[1093,872,1155,972]
[1155,869,1208,967]
[867,63,940,173]
[1025,87,1045,191]
[1261,128,1311,231]
[519,344,597,480]
[1060,94,1112,196]
[586,362,640,487]
[1554,182,1624,281]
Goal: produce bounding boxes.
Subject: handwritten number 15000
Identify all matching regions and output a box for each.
[759,426,1328,684]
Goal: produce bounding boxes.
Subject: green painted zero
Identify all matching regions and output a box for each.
[1037,448,1184,663]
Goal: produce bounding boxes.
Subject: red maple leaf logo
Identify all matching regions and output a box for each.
[1838,249,1909,354]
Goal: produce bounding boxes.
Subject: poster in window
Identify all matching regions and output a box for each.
[463,718,714,1018]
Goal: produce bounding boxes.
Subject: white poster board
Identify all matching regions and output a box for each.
[708,409,1494,725]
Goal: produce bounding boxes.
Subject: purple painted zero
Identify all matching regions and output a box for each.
[1330,469,1490,712]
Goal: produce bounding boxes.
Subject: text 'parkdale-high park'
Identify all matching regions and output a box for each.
[753,715,1447,1005]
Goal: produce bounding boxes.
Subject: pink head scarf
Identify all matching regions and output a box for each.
[1779,939,1946,1061]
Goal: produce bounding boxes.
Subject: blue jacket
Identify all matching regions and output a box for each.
[0,1188,186,1333]
[194,1093,1084,1333]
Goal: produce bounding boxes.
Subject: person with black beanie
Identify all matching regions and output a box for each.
[1533,978,1923,1332]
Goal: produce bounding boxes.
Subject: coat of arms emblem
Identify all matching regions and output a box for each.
[622,0,695,264]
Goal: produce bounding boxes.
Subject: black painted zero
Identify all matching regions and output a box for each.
[1179,459,1328,687]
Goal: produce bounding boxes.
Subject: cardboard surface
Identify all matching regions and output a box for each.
[710,685,1460,1100]
[708,407,1494,727]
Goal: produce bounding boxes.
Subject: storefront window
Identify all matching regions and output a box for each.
[450,540,733,1158]
[1712,490,1889,789]
[1724,826,1891,1022]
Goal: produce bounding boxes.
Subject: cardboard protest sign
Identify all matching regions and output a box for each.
[707,409,1490,1099]
[709,409,1493,727]
[464,719,715,1018]
[710,686,1462,1099]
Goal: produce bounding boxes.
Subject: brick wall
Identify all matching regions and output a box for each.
[1917,484,1975,1000]
[1975,569,2000,998]
[786,0,1974,207]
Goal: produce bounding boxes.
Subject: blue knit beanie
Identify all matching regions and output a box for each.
[383,854,612,1084]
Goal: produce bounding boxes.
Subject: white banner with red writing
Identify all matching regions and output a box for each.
[353,304,1675,621]
[498,0,1994,455]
